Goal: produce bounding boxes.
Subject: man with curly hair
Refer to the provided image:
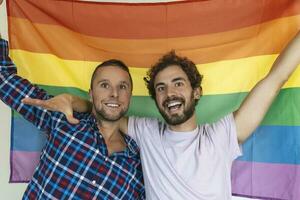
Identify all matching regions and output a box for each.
[23,31,300,199]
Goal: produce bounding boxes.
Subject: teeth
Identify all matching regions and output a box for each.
[106,103,119,107]
[167,101,181,108]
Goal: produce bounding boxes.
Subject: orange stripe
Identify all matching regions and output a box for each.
[9,15,300,67]
[7,0,300,39]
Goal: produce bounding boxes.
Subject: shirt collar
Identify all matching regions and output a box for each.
[85,113,140,158]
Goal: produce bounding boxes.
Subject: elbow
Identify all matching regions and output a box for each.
[266,73,289,88]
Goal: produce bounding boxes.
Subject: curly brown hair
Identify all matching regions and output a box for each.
[144,51,203,102]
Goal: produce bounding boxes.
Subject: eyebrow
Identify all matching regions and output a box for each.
[96,79,109,84]
[155,77,186,88]
[155,82,165,88]
[172,77,186,82]
[120,81,130,87]
[97,79,130,85]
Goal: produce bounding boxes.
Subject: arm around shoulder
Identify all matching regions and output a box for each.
[22,93,93,124]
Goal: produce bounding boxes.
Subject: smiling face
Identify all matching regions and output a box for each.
[90,65,132,122]
[154,65,200,126]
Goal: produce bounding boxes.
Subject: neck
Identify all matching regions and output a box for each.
[97,119,122,141]
[168,113,197,132]
[93,111,122,142]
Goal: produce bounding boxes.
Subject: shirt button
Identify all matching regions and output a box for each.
[92,180,96,185]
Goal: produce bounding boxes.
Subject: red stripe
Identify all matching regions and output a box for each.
[7,0,300,39]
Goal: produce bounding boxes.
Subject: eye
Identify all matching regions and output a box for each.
[100,82,110,89]
[120,84,128,90]
[156,86,165,92]
[175,81,184,87]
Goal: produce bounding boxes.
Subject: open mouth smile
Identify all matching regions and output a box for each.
[104,103,120,108]
[164,99,184,112]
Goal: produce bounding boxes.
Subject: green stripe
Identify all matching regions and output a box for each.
[38,85,89,99]
[262,87,300,126]
[14,85,300,125]
[130,88,300,125]
[127,93,245,123]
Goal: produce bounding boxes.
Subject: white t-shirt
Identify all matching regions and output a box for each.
[128,114,241,200]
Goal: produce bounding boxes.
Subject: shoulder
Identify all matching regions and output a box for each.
[128,116,163,139]
[129,116,161,129]
[199,113,236,142]
[205,113,235,131]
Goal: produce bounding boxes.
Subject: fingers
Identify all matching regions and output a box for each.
[22,97,59,111]
[22,95,80,125]
[22,97,46,107]
[22,97,80,124]
[66,114,80,124]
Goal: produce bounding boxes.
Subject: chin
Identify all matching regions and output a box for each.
[95,109,126,122]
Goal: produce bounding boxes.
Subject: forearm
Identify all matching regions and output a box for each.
[0,39,54,132]
[268,31,300,83]
[234,77,279,143]
[71,95,92,113]
[235,31,300,143]
[0,39,25,109]
[0,39,16,75]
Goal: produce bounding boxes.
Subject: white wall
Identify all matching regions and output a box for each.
[0,0,27,197]
[0,1,252,199]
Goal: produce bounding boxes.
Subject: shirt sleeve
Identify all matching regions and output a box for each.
[128,116,159,146]
[0,39,63,134]
[209,113,242,161]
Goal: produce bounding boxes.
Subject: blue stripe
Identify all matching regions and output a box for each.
[12,115,300,164]
[12,116,47,151]
[238,125,300,164]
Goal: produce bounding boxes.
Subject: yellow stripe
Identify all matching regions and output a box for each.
[9,15,300,66]
[11,50,300,95]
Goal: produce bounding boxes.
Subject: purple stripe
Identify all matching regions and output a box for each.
[9,151,41,183]
[232,160,300,200]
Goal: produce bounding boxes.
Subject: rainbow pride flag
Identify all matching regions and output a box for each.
[7,0,300,199]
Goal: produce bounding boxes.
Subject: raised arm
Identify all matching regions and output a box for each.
[234,31,300,143]
[0,38,60,133]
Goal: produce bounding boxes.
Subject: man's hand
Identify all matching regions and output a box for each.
[22,94,80,124]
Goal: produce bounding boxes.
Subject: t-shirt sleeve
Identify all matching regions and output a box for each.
[209,113,242,161]
[128,116,159,146]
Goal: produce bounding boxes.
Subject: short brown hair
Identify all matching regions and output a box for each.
[90,59,132,89]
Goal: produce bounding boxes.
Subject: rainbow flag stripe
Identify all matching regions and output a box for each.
[7,0,300,199]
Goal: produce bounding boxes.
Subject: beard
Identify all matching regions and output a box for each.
[92,96,128,122]
[157,95,196,126]
[94,105,127,122]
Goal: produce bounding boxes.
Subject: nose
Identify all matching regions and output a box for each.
[165,85,176,97]
[110,87,119,98]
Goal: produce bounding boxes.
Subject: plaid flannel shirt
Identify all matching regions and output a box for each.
[0,39,144,200]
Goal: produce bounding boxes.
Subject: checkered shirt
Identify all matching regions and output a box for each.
[0,39,145,200]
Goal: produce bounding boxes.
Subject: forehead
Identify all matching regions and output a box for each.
[93,65,131,82]
[154,65,189,84]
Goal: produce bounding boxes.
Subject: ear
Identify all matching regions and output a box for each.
[193,87,202,100]
[89,89,93,103]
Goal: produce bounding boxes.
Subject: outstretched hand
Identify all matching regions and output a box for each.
[22,94,80,124]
